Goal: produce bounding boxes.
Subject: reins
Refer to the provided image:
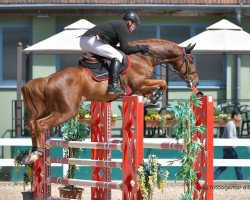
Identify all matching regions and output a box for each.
[142,48,197,82]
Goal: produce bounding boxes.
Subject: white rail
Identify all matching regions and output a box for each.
[1,138,250,167]
[47,157,122,168]
[2,138,250,147]
[48,177,122,190]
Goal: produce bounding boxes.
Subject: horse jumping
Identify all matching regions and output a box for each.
[21,39,198,163]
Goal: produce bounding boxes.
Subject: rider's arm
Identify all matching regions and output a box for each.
[115,22,142,54]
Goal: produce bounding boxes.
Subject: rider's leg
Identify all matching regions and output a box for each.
[107,58,123,94]
[80,36,123,94]
[80,36,123,61]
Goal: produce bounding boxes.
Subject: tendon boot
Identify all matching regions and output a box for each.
[150,89,164,104]
[108,58,123,95]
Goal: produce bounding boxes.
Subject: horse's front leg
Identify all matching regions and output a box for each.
[138,79,167,104]
[140,79,167,91]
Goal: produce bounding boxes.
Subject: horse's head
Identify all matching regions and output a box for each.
[161,42,199,88]
[177,43,199,88]
[133,39,199,88]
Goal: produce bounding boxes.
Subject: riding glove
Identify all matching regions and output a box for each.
[138,45,149,53]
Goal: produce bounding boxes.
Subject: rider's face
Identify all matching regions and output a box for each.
[127,21,138,33]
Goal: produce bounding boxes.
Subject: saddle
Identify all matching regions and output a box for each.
[79,52,131,82]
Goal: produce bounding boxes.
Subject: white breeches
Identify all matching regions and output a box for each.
[80,36,123,62]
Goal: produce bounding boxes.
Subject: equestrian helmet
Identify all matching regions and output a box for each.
[123,11,140,25]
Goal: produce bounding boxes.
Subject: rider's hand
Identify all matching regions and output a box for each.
[138,45,149,53]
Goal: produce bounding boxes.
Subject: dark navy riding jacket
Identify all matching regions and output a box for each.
[83,20,141,54]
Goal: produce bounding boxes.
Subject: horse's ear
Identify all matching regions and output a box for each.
[189,43,196,52]
[186,43,191,49]
[185,43,196,54]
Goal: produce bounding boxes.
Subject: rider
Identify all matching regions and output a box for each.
[80,10,149,94]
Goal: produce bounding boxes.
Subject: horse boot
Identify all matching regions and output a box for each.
[150,89,164,104]
[107,58,123,95]
[22,147,43,164]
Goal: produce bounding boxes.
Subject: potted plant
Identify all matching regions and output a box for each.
[58,104,89,199]
[137,154,169,200]
[14,148,34,200]
[144,112,176,128]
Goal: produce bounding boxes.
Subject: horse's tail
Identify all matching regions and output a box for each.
[21,77,48,121]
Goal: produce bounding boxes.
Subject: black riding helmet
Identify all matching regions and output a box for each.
[122,10,140,25]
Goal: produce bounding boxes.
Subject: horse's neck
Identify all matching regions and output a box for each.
[152,48,183,68]
[132,39,183,67]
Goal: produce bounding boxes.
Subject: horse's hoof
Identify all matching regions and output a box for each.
[22,151,43,164]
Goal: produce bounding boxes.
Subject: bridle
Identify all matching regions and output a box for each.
[144,48,197,85]
[179,51,197,85]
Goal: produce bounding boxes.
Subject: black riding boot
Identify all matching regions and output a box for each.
[108,58,123,95]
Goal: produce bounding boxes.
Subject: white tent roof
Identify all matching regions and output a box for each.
[24,19,95,54]
[179,19,250,54]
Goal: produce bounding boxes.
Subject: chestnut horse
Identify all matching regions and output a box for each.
[21,39,198,163]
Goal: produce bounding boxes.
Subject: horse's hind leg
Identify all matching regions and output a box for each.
[22,120,44,164]
[23,130,44,164]
[22,111,78,164]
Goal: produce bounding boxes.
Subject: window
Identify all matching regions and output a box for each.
[128,25,157,41]
[59,55,81,69]
[160,25,191,44]
[0,25,31,87]
[194,26,225,87]
[195,54,225,86]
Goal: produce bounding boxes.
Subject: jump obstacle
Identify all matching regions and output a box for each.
[33,95,214,200]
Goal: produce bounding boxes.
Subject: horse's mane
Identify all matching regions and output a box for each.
[129,39,183,61]
[129,38,180,48]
